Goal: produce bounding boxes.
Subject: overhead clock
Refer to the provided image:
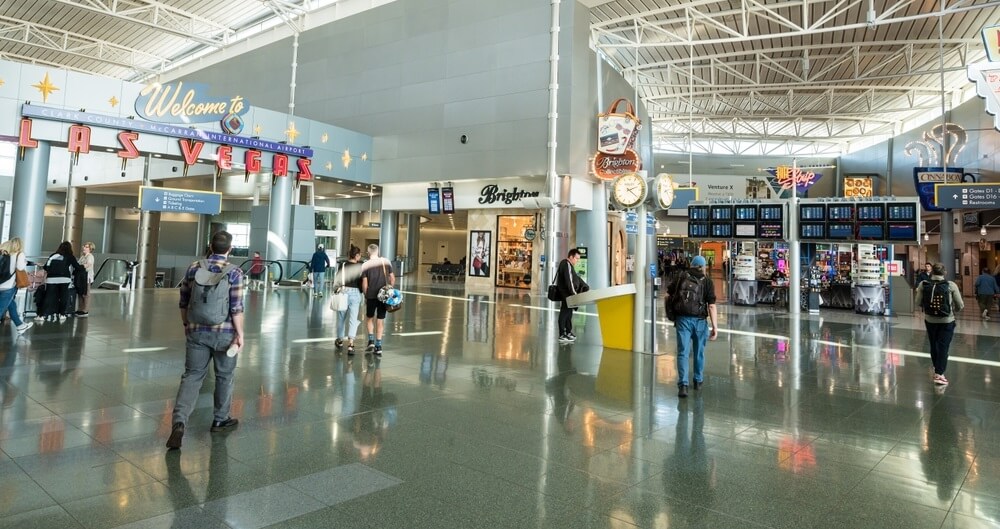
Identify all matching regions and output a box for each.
[612,172,647,209]
[654,173,675,209]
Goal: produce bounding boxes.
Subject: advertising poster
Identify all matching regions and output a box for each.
[470,231,492,277]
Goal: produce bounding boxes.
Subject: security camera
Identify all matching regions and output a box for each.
[460,134,468,144]
[120,171,126,178]
[172,166,178,173]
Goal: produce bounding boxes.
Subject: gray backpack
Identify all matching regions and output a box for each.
[188,260,237,325]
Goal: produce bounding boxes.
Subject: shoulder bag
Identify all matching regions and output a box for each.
[329,262,349,312]
[547,262,562,302]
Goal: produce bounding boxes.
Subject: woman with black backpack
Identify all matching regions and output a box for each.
[914,262,964,387]
[39,241,80,323]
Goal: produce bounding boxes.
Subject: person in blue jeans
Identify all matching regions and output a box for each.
[666,255,719,398]
[310,244,331,297]
[334,245,364,355]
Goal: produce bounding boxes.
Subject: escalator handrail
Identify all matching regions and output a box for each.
[235,259,285,283]
[269,259,311,281]
[92,258,132,282]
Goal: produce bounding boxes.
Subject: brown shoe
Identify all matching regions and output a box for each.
[166,422,184,450]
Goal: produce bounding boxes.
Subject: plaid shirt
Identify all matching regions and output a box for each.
[179,254,244,334]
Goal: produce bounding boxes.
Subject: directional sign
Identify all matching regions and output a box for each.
[625,223,638,234]
[935,183,1000,209]
[138,186,222,215]
[625,211,639,223]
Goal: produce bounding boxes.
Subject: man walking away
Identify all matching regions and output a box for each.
[974,267,999,320]
[556,248,588,343]
[914,263,963,386]
[167,231,244,449]
[310,244,331,297]
[666,255,718,398]
[361,244,395,355]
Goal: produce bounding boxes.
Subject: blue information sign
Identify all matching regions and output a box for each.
[625,223,638,234]
[649,263,657,278]
[427,188,441,214]
[934,183,1000,209]
[139,186,222,215]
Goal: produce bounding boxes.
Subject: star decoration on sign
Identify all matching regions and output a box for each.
[325,161,333,171]
[108,96,119,108]
[0,78,5,88]
[32,73,59,103]
[285,122,300,143]
[253,124,262,136]
[321,133,329,143]
[361,152,368,161]
[342,149,352,169]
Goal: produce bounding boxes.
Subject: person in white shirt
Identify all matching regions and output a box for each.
[0,237,32,335]
[76,242,96,317]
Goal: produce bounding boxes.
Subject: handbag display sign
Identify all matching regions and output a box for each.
[597,98,641,155]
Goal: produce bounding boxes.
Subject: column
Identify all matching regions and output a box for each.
[379,210,398,260]
[941,211,955,279]
[62,186,86,247]
[101,206,116,253]
[136,181,162,289]
[194,214,211,256]
[545,174,572,286]
[405,213,420,276]
[267,173,292,261]
[575,183,610,290]
[10,140,50,258]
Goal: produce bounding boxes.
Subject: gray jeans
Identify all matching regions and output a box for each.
[172,331,238,425]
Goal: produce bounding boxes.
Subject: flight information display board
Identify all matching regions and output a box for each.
[687,201,785,240]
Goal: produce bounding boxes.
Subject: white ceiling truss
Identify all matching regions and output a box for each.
[591,0,1000,155]
[45,0,236,47]
[0,15,169,74]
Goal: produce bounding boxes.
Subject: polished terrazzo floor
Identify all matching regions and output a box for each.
[1,279,999,529]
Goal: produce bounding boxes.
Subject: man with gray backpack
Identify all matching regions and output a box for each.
[914,262,964,387]
[167,231,244,449]
[665,255,719,398]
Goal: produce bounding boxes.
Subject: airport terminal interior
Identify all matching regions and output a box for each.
[3,0,1000,528]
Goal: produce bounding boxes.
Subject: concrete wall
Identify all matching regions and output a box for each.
[179,0,602,185]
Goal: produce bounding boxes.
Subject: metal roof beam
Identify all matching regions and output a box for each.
[594,0,1000,48]
[46,0,234,47]
[0,16,164,74]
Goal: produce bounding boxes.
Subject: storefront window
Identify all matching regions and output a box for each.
[496,215,534,289]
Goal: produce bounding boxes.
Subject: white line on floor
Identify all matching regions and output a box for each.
[292,337,337,344]
[122,347,168,353]
[395,331,444,337]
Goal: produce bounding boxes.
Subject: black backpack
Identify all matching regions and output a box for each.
[671,272,707,318]
[921,280,952,317]
[0,252,11,285]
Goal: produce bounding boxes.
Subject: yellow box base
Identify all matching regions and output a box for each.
[595,294,635,350]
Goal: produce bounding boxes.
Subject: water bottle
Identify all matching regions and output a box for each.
[226,343,240,357]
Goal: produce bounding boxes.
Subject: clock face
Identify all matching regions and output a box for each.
[613,173,647,208]
[656,174,675,208]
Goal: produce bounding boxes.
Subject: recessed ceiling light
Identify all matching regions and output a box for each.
[337,180,343,183]
[355,183,361,186]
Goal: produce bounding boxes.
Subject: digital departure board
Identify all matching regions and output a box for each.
[734,223,757,238]
[710,205,734,221]
[689,205,710,221]
[734,205,757,221]
[800,204,826,221]
[827,205,854,221]
[800,223,826,240]
[688,222,710,238]
[887,204,917,221]
[760,204,783,220]
[759,222,784,239]
[857,204,885,221]
[887,223,918,241]
[826,223,854,240]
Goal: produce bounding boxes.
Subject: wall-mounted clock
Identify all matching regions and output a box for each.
[654,173,675,209]
[612,172,647,209]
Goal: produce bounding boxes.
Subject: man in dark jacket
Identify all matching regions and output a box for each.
[310,244,331,297]
[556,248,588,343]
